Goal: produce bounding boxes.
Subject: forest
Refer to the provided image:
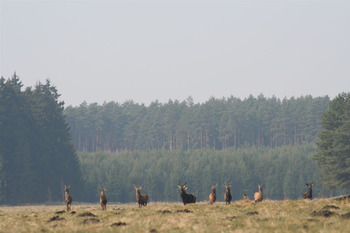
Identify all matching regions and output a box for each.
[1,73,349,204]
[78,144,327,203]
[64,95,329,152]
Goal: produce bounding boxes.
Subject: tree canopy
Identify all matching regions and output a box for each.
[314,92,350,190]
[65,95,330,152]
[0,73,83,204]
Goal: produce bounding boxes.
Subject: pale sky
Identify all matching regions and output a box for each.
[1,0,349,107]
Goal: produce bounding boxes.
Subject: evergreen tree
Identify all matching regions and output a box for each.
[314,93,350,189]
[0,74,83,204]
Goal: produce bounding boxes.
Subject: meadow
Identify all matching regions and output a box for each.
[0,199,350,233]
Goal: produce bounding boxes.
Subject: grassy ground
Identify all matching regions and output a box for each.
[0,199,350,233]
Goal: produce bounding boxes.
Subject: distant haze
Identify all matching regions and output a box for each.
[1,1,349,106]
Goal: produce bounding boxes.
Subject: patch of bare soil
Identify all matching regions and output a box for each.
[306,218,319,222]
[225,216,237,221]
[81,218,100,224]
[246,211,259,215]
[54,210,65,214]
[111,222,127,227]
[341,212,350,219]
[322,205,340,210]
[77,212,96,217]
[158,210,171,214]
[176,209,192,213]
[310,210,337,217]
[47,216,65,222]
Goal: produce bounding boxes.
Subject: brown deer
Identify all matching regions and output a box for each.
[64,185,72,212]
[209,184,217,204]
[224,183,232,205]
[254,184,263,203]
[99,189,107,210]
[243,193,249,200]
[134,184,148,208]
[303,183,313,200]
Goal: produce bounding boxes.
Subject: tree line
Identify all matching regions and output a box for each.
[64,95,330,152]
[1,73,349,204]
[0,73,82,204]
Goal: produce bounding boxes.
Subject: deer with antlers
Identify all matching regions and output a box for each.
[178,181,196,205]
[303,183,314,200]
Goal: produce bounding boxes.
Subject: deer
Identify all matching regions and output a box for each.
[64,185,72,212]
[303,183,313,200]
[209,184,217,204]
[177,181,196,205]
[134,184,148,208]
[224,183,232,205]
[99,189,107,210]
[243,193,249,200]
[254,184,263,203]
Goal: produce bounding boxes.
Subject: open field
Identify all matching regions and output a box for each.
[1,199,350,233]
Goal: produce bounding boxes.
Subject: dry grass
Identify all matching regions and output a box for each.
[0,199,350,233]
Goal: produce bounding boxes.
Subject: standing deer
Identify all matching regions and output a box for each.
[303,183,314,200]
[178,181,196,205]
[99,189,107,210]
[209,184,217,204]
[64,185,72,212]
[254,184,263,203]
[224,183,232,205]
[134,185,148,208]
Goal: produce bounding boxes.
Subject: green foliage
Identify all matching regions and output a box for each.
[0,73,83,204]
[314,93,350,189]
[78,144,335,203]
[64,95,330,152]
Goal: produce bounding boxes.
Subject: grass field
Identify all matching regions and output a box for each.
[1,199,350,233]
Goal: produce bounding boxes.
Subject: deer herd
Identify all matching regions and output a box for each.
[63,182,314,211]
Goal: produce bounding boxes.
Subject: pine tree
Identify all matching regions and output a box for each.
[0,74,83,204]
[314,93,350,189]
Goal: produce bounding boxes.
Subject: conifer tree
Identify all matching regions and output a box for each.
[314,93,350,189]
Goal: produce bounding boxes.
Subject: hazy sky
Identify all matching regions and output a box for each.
[1,0,349,107]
